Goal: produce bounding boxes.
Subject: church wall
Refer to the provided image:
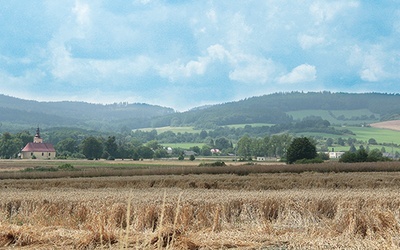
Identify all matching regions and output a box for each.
[21,151,56,159]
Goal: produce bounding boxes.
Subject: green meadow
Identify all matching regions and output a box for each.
[134,126,203,134]
[287,109,379,125]
[297,126,400,145]
[224,123,274,128]
[160,142,206,149]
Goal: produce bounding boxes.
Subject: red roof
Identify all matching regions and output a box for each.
[22,143,56,152]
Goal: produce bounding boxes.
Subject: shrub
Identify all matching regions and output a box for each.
[340,148,392,163]
[198,161,226,167]
[58,163,76,171]
[71,153,86,159]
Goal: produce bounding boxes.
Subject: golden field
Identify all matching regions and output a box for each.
[1,160,400,249]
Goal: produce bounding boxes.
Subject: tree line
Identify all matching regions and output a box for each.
[0,128,296,160]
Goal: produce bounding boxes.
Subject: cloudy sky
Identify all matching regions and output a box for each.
[1,1,399,110]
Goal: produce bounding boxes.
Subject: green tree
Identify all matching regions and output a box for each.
[337,137,345,146]
[154,148,168,159]
[355,148,368,162]
[286,137,317,164]
[81,136,103,159]
[146,140,161,150]
[339,151,357,163]
[15,131,32,146]
[326,138,334,147]
[56,138,78,155]
[0,132,21,159]
[367,148,383,162]
[199,130,208,139]
[104,136,118,158]
[251,138,265,157]
[237,135,252,159]
[215,137,231,150]
[137,146,154,159]
[201,145,212,156]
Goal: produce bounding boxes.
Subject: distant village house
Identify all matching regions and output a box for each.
[21,127,56,159]
[328,149,345,159]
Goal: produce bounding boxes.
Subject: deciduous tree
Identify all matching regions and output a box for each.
[286,137,317,164]
[81,136,103,159]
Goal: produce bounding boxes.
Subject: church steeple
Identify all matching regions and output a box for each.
[33,127,43,143]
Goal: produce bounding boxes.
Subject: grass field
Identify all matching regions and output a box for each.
[347,126,400,145]
[297,125,400,150]
[133,126,204,134]
[224,123,274,128]
[2,160,400,249]
[287,109,379,125]
[160,142,206,149]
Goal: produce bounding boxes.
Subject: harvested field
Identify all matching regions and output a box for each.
[370,120,400,131]
[2,160,400,249]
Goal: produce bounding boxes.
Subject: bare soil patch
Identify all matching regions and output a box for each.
[370,120,400,131]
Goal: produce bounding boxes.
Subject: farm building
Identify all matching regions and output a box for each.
[328,151,345,159]
[21,127,56,159]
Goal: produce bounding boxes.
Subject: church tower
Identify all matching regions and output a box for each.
[33,127,43,143]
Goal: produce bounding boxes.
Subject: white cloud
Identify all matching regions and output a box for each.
[49,44,75,80]
[278,64,317,84]
[135,0,152,4]
[206,9,217,23]
[298,34,325,49]
[310,1,359,24]
[229,56,277,84]
[1,1,400,108]
[207,44,230,61]
[360,56,386,82]
[348,45,389,82]
[158,44,230,81]
[157,43,278,84]
[72,1,91,26]
[49,42,153,84]
[157,57,209,81]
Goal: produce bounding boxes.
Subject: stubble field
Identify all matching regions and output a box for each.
[1,160,400,249]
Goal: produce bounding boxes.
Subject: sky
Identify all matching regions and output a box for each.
[0,1,399,111]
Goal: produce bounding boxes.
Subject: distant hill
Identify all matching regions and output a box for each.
[0,94,174,132]
[150,92,400,128]
[1,92,400,133]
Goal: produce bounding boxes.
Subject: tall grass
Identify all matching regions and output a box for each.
[2,161,400,180]
[3,171,400,190]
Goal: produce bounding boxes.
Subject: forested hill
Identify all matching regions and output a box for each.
[150,92,400,128]
[1,92,400,132]
[0,94,174,132]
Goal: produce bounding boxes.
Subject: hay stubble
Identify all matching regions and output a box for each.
[1,170,400,249]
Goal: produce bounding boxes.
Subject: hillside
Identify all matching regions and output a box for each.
[0,94,174,132]
[1,92,400,133]
[151,92,400,128]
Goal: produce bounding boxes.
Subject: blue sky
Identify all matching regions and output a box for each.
[1,1,399,111]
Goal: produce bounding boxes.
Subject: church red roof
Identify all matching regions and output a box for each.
[22,143,56,152]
